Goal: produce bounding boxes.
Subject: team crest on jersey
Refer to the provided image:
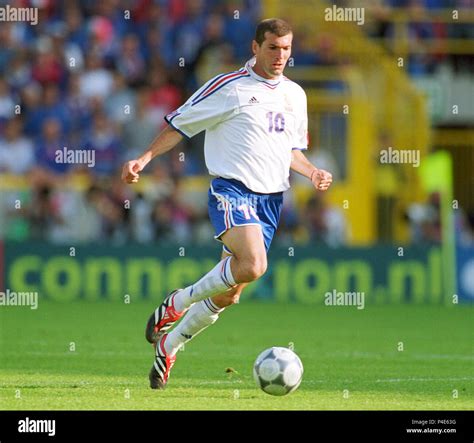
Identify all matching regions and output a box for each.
[284,94,293,112]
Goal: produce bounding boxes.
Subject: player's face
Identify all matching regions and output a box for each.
[252,32,292,79]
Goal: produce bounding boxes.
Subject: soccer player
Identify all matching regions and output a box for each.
[121,18,333,389]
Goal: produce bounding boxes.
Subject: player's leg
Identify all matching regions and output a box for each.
[148,225,265,389]
[144,256,235,345]
[171,224,265,309]
[148,178,278,389]
[210,227,265,306]
[145,225,264,344]
[209,187,283,311]
[212,281,248,307]
[160,250,249,362]
[147,223,264,341]
[146,178,269,345]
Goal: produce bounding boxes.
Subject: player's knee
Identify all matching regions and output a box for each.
[240,256,267,282]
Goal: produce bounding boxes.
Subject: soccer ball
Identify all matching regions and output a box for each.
[253,346,303,396]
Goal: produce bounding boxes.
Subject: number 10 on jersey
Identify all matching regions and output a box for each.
[266,112,285,133]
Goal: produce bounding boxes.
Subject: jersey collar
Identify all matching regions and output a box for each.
[245,57,281,86]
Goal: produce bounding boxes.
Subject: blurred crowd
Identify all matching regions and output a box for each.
[0,0,262,177]
[0,0,352,246]
[0,0,470,246]
[362,0,473,75]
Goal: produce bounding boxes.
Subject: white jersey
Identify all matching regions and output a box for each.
[165,57,308,193]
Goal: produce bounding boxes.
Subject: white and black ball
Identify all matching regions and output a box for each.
[253,347,304,396]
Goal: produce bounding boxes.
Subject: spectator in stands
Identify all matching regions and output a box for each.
[65,74,93,140]
[122,87,157,159]
[191,13,235,85]
[405,192,441,243]
[25,185,64,241]
[455,206,474,246]
[85,182,127,242]
[105,72,136,125]
[79,52,114,101]
[86,15,119,62]
[172,0,207,71]
[147,162,175,202]
[83,111,122,176]
[115,33,146,87]
[36,117,70,174]
[141,8,175,68]
[130,192,155,243]
[152,194,192,243]
[0,23,16,75]
[304,195,348,247]
[0,117,34,174]
[49,21,85,74]
[145,65,182,131]
[73,186,103,242]
[21,82,42,136]
[5,52,32,92]
[0,78,16,122]
[31,37,66,86]
[64,6,88,53]
[276,191,302,245]
[222,1,256,59]
[26,83,70,136]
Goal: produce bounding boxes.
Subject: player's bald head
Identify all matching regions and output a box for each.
[254,18,292,46]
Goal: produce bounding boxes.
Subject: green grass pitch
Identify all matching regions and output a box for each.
[0,301,472,410]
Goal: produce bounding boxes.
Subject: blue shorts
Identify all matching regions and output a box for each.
[208,177,283,253]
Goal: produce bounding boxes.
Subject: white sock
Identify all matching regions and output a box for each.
[173,256,235,312]
[164,298,224,356]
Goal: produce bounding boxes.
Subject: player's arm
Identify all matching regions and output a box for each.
[121,124,182,184]
[290,149,333,192]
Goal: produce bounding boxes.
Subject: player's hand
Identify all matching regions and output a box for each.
[121,159,144,184]
[311,168,333,192]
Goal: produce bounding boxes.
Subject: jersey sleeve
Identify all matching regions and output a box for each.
[292,89,309,151]
[164,75,235,138]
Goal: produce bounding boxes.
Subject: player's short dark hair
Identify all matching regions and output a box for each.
[254,18,292,46]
